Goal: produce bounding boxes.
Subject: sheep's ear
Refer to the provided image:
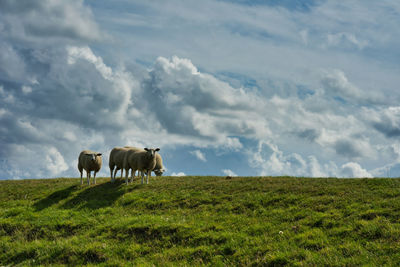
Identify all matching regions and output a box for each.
[97,153,102,156]
[144,148,149,151]
[155,148,160,152]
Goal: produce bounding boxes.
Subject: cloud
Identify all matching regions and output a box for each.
[250,140,375,178]
[0,144,68,179]
[190,150,207,162]
[222,169,238,177]
[171,172,186,177]
[320,69,383,105]
[326,32,369,50]
[141,56,269,148]
[0,0,102,43]
[1,1,400,180]
[333,138,374,160]
[249,140,338,177]
[340,162,372,178]
[363,107,400,138]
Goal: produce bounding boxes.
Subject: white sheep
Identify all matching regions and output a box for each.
[123,148,160,185]
[109,147,141,182]
[151,153,165,176]
[78,150,102,185]
[124,147,165,178]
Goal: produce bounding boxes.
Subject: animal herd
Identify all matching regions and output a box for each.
[78,146,164,185]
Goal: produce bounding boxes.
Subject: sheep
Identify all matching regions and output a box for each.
[123,148,160,185]
[152,153,165,176]
[124,146,165,178]
[109,147,141,182]
[78,150,102,185]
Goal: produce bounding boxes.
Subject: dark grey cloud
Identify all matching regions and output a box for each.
[296,128,320,142]
[334,139,362,159]
[371,117,400,138]
[362,107,400,139]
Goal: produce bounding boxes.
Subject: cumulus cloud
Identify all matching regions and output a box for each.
[171,172,186,177]
[250,141,338,177]
[1,144,68,179]
[340,162,372,178]
[0,0,399,180]
[141,56,269,148]
[250,140,374,178]
[222,169,238,177]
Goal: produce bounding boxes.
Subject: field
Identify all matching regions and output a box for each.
[1,176,400,266]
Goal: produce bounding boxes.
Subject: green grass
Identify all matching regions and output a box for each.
[1,176,400,266]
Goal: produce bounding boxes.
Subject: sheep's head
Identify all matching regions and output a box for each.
[85,153,102,162]
[154,168,165,176]
[144,148,160,159]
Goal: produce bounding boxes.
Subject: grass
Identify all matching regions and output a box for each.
[1,176,400,266]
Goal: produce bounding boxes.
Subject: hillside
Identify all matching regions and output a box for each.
[1,176,400,266]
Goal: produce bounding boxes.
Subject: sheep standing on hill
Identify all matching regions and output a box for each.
[153,153,165,176]
[124,146,165,178]
[109,147,141,182]
[123,148,160,185]
[78,150,102,185]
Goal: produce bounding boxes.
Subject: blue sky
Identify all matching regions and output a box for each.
[1,0,400,179]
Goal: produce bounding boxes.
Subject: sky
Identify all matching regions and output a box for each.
[1,0,400,179]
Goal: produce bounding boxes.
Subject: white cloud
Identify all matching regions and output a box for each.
[320,69,383,105]
[141,56,269,148]
[171,172,186,177]
[67,46,113,80]
[45,147,69,176]
[190,150,206,162]
[1,1,400,179]
[340,162,372,178]
[222,169,237,177]
[250,140,338,177]
[327,32,369,50]
[21,85,32,94]
[0,144,69,179]
[0,0,102,42]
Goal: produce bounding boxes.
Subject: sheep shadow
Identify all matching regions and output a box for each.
[34,185,79,211]
[61,179,131,210]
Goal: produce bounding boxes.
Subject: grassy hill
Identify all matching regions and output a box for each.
[1,176,400,266]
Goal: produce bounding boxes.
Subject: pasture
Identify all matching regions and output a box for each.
[1,176,400,266]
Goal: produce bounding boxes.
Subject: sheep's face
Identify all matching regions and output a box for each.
[154,169,164,176]
[85,153,102,162]
[144,148,160,159]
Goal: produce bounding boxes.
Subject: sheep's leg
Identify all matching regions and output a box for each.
[146,171,149,184]
[80,171,83,185]
[87,171,90,185]
[125,168,129,185]
[141,171,144,184]
[113,168,118,181]
[94,172,97,185]
[132,169,138,183]
[110,168,114,182]
[121,168,124,179]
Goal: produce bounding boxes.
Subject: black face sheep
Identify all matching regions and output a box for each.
[123,148,160,185]
[78,150,102,185]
